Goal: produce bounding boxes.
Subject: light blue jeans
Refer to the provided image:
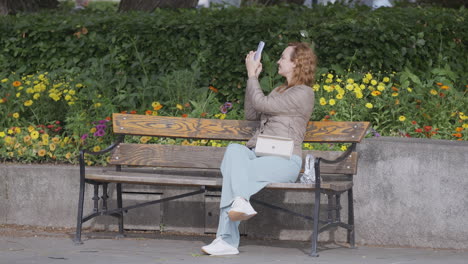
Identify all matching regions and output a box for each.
[216,143,302,248]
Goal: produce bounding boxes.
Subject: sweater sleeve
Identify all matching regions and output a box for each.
[246,77,314,115]
[244,78,261,121]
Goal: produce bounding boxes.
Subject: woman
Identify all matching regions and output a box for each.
[202,42,317,255]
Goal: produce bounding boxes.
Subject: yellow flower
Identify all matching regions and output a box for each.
[371,80,378,86]
[140,136,151,143]
[399,116,406,122]
[65,95,72,101]
[329,99,336,106]
[355,92,363,99]
[346,78,354,84]
[319,97,327,105]
[8,129,14,135]
[176,104,183,110]
[0,131,5,138]
[33,93,40,100]
[430,89,437,95]
[383,77,390,83]
[462,124,468,129]
[363,78,370,84]
[49,143,56,151]
[30,131,39,139]
[1,78,8,83]
[327,73,334,79]
[377,86,385,92]
[341,145,348,151]
[52,137,60,143]
[13,112,20,119]
[14,127,21,134]
[392,92,399,97]
[336,78,342,83]
[94,103,101,108]
[65,152,72,159]
[152,101,163,111]
[69,89,76,95]
[336,93,343,100]
[395,99,400,105]
[16,92,21,98]
[42,139,49,145]
[87,161,93,166]
[90,127,97,133]
[365,73,373,80]
[365,103,373,109]
[360,84,366,90]
[325,78,333,84]
[26,88,34,94]
[75,83,83,88]
[42,134,49,141]
[407,87,413,92]
[24,100,33,106]
[93,146,101,152]
[345,84,354,91]
[312,84,320,91]
[38,149,47,157]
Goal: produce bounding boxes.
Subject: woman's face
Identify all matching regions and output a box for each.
[277,46,296,80]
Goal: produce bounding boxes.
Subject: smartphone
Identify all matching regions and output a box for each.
[254,41,265,61]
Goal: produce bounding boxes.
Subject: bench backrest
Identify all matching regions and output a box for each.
[109,113,370,175]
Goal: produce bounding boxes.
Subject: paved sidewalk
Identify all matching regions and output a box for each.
[1,227,467,264]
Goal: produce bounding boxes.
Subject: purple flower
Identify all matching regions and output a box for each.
[99,119,109,124]
[94,129,105,137]
[81,133,88,140]
[220,105,228,114]
[96,124,106,130]
[224,102,233,109]
[371,128,381,137]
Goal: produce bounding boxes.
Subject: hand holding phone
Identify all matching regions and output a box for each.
[254,41,265,61]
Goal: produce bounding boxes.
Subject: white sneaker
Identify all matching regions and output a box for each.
[201,237,239,255]
[228,197,257,221]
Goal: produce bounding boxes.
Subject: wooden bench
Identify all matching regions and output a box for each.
[74,113,370,257]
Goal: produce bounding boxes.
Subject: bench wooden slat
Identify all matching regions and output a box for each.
[85,171,352,192]
[109,144,358,175]
[112,114,370,143]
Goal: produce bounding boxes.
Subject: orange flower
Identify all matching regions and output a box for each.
[200,112,207,117]
[391,86,399,92]
[105,116,111,121]
[371,91,381,96]
[182,114,188,118]
[455,127,463,132]
[452,133,462,138]
[145,110,152,115]
[329,110,337,116]
[13,81,21,87]
[130,110,137,114]
[440,85,449,90]
[120,111,127,114]
[209,86,218,93]
[436,82,443,86]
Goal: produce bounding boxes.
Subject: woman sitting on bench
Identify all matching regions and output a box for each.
[201,42,317,255]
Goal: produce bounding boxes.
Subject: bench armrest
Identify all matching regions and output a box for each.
[313,143,356,188]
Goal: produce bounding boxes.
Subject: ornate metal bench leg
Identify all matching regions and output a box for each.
[347,188,356,248]
[74,153,86,245]
[310,187,321,257]
[116,183,126,238]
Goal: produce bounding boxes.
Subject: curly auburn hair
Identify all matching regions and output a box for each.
[280,42,317,92]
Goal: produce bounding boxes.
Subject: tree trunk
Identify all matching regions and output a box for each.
[118,0,198,12]
[241,0,305,6]
[0,0,58,15]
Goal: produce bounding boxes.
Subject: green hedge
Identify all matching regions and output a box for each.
[0,4,467,103]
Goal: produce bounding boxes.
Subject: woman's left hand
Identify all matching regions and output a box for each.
[245,51,262,79]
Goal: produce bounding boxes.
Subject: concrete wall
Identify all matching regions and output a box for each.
[1,137,467,249]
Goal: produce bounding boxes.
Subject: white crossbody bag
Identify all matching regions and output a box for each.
[254,134,294,159]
